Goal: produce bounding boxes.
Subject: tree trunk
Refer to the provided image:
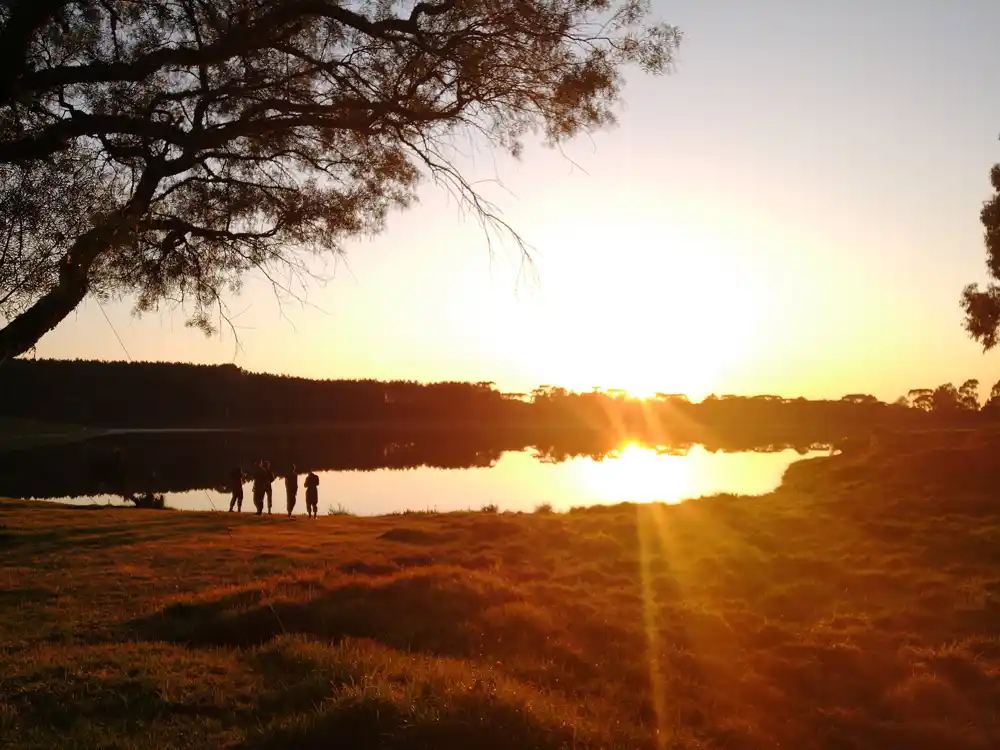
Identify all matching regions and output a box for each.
[0,163,167,360]
[0,254,91,361]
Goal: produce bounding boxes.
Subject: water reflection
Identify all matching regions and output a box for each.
[0,428,831,514]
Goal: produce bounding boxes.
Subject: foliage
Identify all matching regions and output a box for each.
[907,380,980,414]
[961,162,1000,349]
[0,0,681,359]
[126,491,167,510]
[327,503,353,516]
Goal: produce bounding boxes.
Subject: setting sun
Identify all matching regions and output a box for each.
[485,217,774,401]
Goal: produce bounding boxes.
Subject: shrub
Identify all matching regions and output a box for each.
[128,492,166,510]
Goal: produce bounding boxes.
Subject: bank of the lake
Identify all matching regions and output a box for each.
[2,433,999,749]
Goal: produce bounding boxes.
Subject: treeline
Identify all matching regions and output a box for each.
[0,359,997,435]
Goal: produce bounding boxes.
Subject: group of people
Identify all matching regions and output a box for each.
[228,460,320,518]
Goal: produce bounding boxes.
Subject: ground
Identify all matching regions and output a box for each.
[1,433,999,749]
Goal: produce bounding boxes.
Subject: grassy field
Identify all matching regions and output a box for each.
[1,434,999,749]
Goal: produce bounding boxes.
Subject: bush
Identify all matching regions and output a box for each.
[327,503,353,516]
[534,503,554,515]
[127,492,166,510]
[481,504,499,514]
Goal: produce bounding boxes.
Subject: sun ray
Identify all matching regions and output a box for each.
[637,503,671,749]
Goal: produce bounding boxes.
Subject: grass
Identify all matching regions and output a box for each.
[326,502,353,516]
[2,431,1000,748]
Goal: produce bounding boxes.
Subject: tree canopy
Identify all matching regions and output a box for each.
[961,162,1000,348]
[0,0,681,360]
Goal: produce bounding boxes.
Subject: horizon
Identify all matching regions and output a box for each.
[10,356,994,405]
[18,0,1000,403]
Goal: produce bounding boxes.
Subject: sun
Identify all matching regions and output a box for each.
[495,218,770,400]
[531,328,723,404]
[621,384,662,401]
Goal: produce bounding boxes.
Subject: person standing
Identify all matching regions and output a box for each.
[304,471,319,518]
[228,466,244,512]
[285,465,299,517]
[251,460,267,516]
[262,460,275,514]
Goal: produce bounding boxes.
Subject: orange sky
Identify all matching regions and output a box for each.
[27,0,1000,403]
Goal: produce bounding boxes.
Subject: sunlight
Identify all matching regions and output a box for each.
[495,218,770,401]
[622,385,662,401]
[574,442,695,505]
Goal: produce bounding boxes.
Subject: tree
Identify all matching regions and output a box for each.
[958,378,980,411]
[0,0,681,359]
[907,388,933,412]
[961,162,1000,349]
[931,383,961,413]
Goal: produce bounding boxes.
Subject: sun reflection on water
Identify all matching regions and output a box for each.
[574,442,696,505]
[567,440,809,509]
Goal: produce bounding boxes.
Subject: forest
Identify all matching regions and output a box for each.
[1,359,997,437]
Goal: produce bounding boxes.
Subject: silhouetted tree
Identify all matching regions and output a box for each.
[906,382,979,414]
[958,378,980,411]
[908,388,934,412]
[931,383,961,414]
[961,162,1000,349]
[0,0,681,359]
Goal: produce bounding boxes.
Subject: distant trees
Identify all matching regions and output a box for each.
[0,0,682,359]
[841,394,880,405]
[1,358,999,436]
[961,162,1000,349]
[906,380,980,414]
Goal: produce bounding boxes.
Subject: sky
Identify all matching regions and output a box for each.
[29,0,1000,402]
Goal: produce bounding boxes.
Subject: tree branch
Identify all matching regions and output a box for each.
[0,112,188,165]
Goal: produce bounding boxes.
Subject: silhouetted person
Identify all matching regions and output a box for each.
[228,467,244,512]
[285,464,298,517]
[304,471,319,518]
[262,459,275,514]
[251,460,268,515]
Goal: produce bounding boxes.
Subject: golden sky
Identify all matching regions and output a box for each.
[30,0,1000,403]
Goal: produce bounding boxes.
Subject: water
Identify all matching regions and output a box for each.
[0,431,827,515]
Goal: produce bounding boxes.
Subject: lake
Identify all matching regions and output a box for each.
[0,429,829,514]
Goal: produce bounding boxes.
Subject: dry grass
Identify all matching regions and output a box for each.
[2,436,1000,748]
